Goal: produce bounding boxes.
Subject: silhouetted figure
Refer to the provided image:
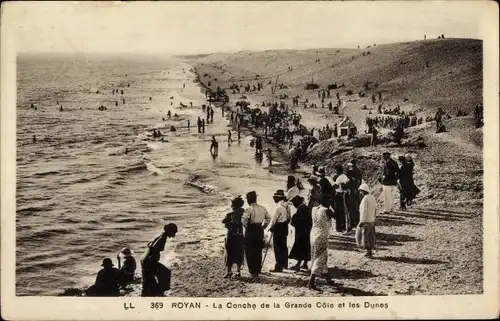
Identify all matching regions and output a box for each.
[86,258,123,297]
[210,136,219,158]
[33,135,36,143]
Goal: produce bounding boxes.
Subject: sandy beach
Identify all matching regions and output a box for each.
[17,39,483,298]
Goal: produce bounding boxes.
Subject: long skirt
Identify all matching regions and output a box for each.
[355,222,376,250]
[310,229,328,276]
[245,223,264,275]
[225,232,244,267]
[289,229,311,261]
[141,261,170,297]
[271,222,289,270]
[333,193,347,232]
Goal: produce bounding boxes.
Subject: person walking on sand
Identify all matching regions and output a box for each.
[228,130,233,146]
[141,223,178,297]
[222,196,245,279]
[380,152,400,214]
[289,195,312,272]
[187,120,190,131]
[197,117,202,133]
[242,191,271,278]
[308,196,336,291]
[266,190,291,273]
[210,136,219,158]
[356,183,377,258]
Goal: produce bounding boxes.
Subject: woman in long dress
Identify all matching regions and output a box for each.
[289,196,312,271]
[222,196,245,279]
[308,196,335,291]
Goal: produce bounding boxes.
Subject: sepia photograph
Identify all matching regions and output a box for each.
[1,1,499,320]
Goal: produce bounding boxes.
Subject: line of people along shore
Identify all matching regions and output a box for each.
[222,151,419,291]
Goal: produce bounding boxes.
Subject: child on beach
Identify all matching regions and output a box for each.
[356,183,377,258]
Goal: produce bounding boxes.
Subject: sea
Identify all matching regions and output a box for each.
[15,53,284,296]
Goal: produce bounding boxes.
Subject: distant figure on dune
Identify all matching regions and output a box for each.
[210,136,218,158]
[59,105,64,112]
[32,135,36,143]
[121,90,124,95]
[424,34,427,40]
[115,101,118,106]
[167,110,171,119]
[149,97,152,101]
[187,120,190,131]
[127,83,130,87]
[122,98,125,104]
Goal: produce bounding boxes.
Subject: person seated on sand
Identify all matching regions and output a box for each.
[86,258,124,297]
[141,223,178,297]
[59,106,64,112]
[174,113,179,118]
[117,247,137,283]
[222,196,245,279]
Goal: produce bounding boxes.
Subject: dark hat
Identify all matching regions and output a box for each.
[383,151,391,156]
[246,191,257,199]
[102,258,114,267]
[120,247,132,256]
[317,167,326,176]
[290,195,304,204]
[273,189,286,198]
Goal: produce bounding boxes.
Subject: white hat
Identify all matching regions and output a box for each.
[359,183,370,193]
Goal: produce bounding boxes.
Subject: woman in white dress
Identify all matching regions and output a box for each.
[308,197,336,291]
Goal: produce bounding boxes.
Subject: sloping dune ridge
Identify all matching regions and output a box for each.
[196,38,482,114]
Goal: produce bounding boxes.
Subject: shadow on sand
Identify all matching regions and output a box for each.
[373,255,446,265]
[328,266,377,280]
[388,207,477,222]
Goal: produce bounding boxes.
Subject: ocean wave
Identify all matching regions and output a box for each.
[30,227,74,239]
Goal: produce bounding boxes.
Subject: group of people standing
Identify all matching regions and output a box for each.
[221,151,418,291]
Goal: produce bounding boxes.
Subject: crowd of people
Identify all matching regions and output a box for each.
[221,151,419,291]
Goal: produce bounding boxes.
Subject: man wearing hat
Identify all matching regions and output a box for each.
[316,167,333,207]
[242,191,271,277]
[87,258,123,296]
[356,183,377,258]
[381,152,400,213]
[265,190,292,273]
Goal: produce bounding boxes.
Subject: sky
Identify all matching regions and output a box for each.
[2,1,492,55]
